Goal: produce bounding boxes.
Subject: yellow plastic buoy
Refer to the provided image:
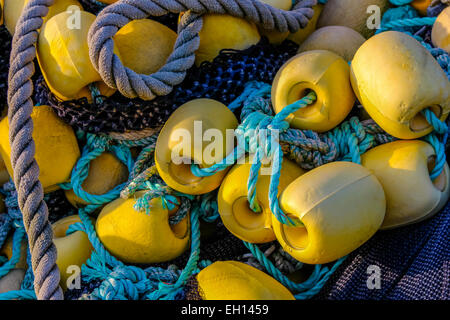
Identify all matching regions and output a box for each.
[432,6,450,53]
[0,154,10,186]
[3,0,83,36]
[351,31,450,140]
[96,192,190,264]
[114,19,177,75]
[258,0,292,45]
[37,11,117,101]
[273,161,386,264]
[287,4,323,45]
[0,269,25,294]
[411,0,432,16]
[195,14,261,66]
[65,152,129,208]
[317,0,391,38]
[218,156,305,243]
[52,215,93,291]
[155,99,239,195]
[297,26,366,62]
[272,50,356,132]
[362,140,450,230]
[0,106,80,193]
[196,261,295,300]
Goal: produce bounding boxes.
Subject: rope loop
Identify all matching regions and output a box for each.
[88,0,316,101]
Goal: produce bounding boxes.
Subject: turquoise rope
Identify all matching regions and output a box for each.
[243,241,346,299]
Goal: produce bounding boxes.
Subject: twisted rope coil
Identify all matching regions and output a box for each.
[88,0,316,100]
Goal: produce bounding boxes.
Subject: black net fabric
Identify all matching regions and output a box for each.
[38,39,299,134]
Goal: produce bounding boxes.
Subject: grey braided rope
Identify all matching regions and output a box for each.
[88,0,316,101]
[7,0,63,300]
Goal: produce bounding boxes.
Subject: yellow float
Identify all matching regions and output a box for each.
[432,6,450,53]
[65,152,129,208]
[273,161,386,265]
[271,50,356,132]
[218,156,305,244]
[37,11,117,102]
[258,0,292,45]
[317,0,391,38]
[114,19,177,75]
[96,192,190,264]
[2,0,82,36]
[0,106,80,193]
[52,215,93,291]
[287,4,323,45]
[351,31,450,140]
[0,235,28,269]
[362,140,450,230]
[0,269,25,294]
[411,0,432,16]
[297,26,366,62]
[194,13,261,66]
[196,261,295,300]
[155,99,238,195]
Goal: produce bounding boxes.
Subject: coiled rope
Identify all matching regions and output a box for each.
[88,0,316,101]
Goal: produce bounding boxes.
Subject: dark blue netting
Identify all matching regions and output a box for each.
[316,199,450,300]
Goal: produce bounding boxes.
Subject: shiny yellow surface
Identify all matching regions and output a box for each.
[195,14,261,66]
[362,140,450,230]
[274,162,386,264]
[272,50,355,132]
[0,106,80,193]
[197,261,295,300]
[96,192,190,264]
[258,0,292,44]
[114,19,177,75]
[65,152,129,207]
[298,26,366,62]
[432,6,450,53]
[0,235,28,269]
[317,0,390,38]
[351,31,450,139]
[287,4,323,45]
[218,156,305,243]
[155,99,238,195]
[52,215,93,291]
[37,11,116,101]
[3,0,82,35]
[411,0,432,16]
